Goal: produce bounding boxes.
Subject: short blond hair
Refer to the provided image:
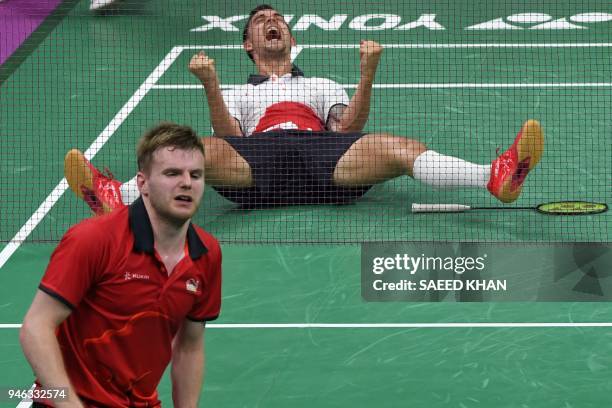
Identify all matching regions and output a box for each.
[137,122,204,173]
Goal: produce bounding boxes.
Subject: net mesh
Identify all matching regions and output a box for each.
[1,0,610,243]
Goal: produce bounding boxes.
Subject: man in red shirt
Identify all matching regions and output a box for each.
[64,4,543,212]
[20,122,222,407]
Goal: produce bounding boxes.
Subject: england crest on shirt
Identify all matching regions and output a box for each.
[186,278,200,294]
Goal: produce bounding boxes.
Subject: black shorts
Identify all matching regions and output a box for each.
[212,130,373,207]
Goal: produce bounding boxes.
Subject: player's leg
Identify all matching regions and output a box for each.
[65,137,254,214]
[332,133,427,185]
[64,149,123,216]
[333,133,490,188]
[201,137,253,188]
[333,120,544,203]
[121,137,254,195]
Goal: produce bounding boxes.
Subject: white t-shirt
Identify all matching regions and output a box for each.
[222,73,349,136]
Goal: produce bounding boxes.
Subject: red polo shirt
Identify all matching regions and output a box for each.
[35,197,222,407]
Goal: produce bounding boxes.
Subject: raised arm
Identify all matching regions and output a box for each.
[188,51,243,137]
[335,41,383,133]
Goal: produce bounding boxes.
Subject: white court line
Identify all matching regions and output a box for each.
[180,43,612,49]
[3,323,612,329]
[10,321,612,406]
[15,384,35,408]
[13,320,611,406]
[10,321,612,407]
[153,82,612,90]
[0,46,183,270]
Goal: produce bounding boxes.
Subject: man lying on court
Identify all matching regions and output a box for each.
[64,4,544,215]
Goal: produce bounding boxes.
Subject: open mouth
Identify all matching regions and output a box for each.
[175,195,193,203]
[265,26,281,41]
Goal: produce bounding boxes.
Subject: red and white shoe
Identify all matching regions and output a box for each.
[487,120,544,203]
[64,149,125,216]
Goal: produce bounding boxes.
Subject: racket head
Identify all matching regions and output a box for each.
[535,201,608,215]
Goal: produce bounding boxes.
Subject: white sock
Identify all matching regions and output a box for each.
[119,176,140,205]
[412,150,490,188]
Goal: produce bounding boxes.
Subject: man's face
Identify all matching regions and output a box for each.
[138,147,205,226]
[244,8,295,61]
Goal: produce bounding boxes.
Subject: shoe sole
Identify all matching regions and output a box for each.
[516,119,544,172]
[64,149,94,200]
[497,119,544,203]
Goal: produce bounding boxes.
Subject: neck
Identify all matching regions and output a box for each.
[255,56,293,77]
[142,198,189,255]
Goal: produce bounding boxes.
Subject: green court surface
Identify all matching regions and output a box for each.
[1,0,611,406]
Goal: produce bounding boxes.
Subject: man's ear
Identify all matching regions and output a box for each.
[290,36,296,48]
[243,40,253,54]
[136,171,148,196]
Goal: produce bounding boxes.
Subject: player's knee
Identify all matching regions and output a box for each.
[383,135,427,156]
[201,137,253,187]
[407,139,427,156]
[202,136,219,152]
[202,137,225,167]
[384,136,427,170]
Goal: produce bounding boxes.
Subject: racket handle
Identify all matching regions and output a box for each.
[412,203,471,213]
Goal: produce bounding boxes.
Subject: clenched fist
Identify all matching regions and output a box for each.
[359,40,383,81]
[189,51,217,84]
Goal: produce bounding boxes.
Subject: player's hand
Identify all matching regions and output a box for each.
[189,51,217,84]
[359,40,383,81]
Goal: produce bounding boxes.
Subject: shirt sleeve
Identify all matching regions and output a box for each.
[318,78,349,124]
[188,239,222,322]
[39,222,109,309]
